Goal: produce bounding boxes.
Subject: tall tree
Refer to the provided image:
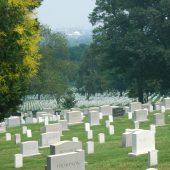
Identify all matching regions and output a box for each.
[0,0,42,119]
[69,44,89,61]
[28,25,78,103]
[76,45,104,99]
[89,0,170,103]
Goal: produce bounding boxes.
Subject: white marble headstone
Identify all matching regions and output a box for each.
[39,132,60,148]
[85,123,90,131]
[50,141,82,155]
[148,150,158,167]
[161,106,165,113]
[105,120,110,128]
[14,154,23,168]
[26,129,32,138]
[109,125,114,135]
[15,134,21,144]
[72,137,79,142]
[98,133,105,144]
[22,126,27,134]
[87,130,93,140]
[129,130,155,156]
[6,133,11,141]
[47,150,85,170]
[20,141,40,157]
[44,116,49,126]
[109,115,113,122]
[86,141,94,154]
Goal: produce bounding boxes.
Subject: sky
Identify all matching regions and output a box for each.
[37,0,96,30]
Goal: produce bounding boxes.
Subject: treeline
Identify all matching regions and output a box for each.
[28,24,127,101]
[85,0,170,103]
[27,25,89,102]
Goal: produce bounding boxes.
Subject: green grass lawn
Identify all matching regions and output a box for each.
[0,111,170,170]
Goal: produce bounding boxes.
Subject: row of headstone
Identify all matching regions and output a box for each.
[5,129,32,142]
[5,111,58,128]
[10,99,168,169]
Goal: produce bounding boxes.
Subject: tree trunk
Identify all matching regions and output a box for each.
[120,90,123,97]
[137,78,144,103]
[38,94,41,100]
[86,93,90,100]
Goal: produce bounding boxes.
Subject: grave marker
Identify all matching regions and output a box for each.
[39,132,60,148]
[129,130,155,156]
[14,154,23,168]
[47,150,85,170]
[148,150,158,167]
[20,141,40,157]
[88,111,100,126]
[98,133,105,144]
[50,141,82,155]
[15,134,21,144]
[86,141,94,154]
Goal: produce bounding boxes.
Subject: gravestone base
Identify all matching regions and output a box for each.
[23,153,41,158]
[128,152,145,157]
[68,122,83,126]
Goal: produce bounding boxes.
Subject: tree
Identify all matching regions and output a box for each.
[61,89,77,109]
[0,0,42,120]
[89,0,170,103]
[69,44,89,61]
[76,45,104,99]
[28,25,78,102]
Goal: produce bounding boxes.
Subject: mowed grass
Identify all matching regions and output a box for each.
[0,111,170,170]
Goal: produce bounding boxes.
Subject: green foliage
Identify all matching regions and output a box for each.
[75,45,104,99]
[89,0,170,103]
[0,0,42,119]
[61,89,77,109]
[28,25,78,102]
[69,44,89,61]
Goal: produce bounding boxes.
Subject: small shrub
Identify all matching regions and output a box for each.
[61,90,77,109]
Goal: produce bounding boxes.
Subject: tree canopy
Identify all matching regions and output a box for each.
[0,0,42,118]
[28,25,78,103]
[89,0,170,103]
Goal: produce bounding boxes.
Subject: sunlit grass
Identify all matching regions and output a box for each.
[0,110,170,170]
